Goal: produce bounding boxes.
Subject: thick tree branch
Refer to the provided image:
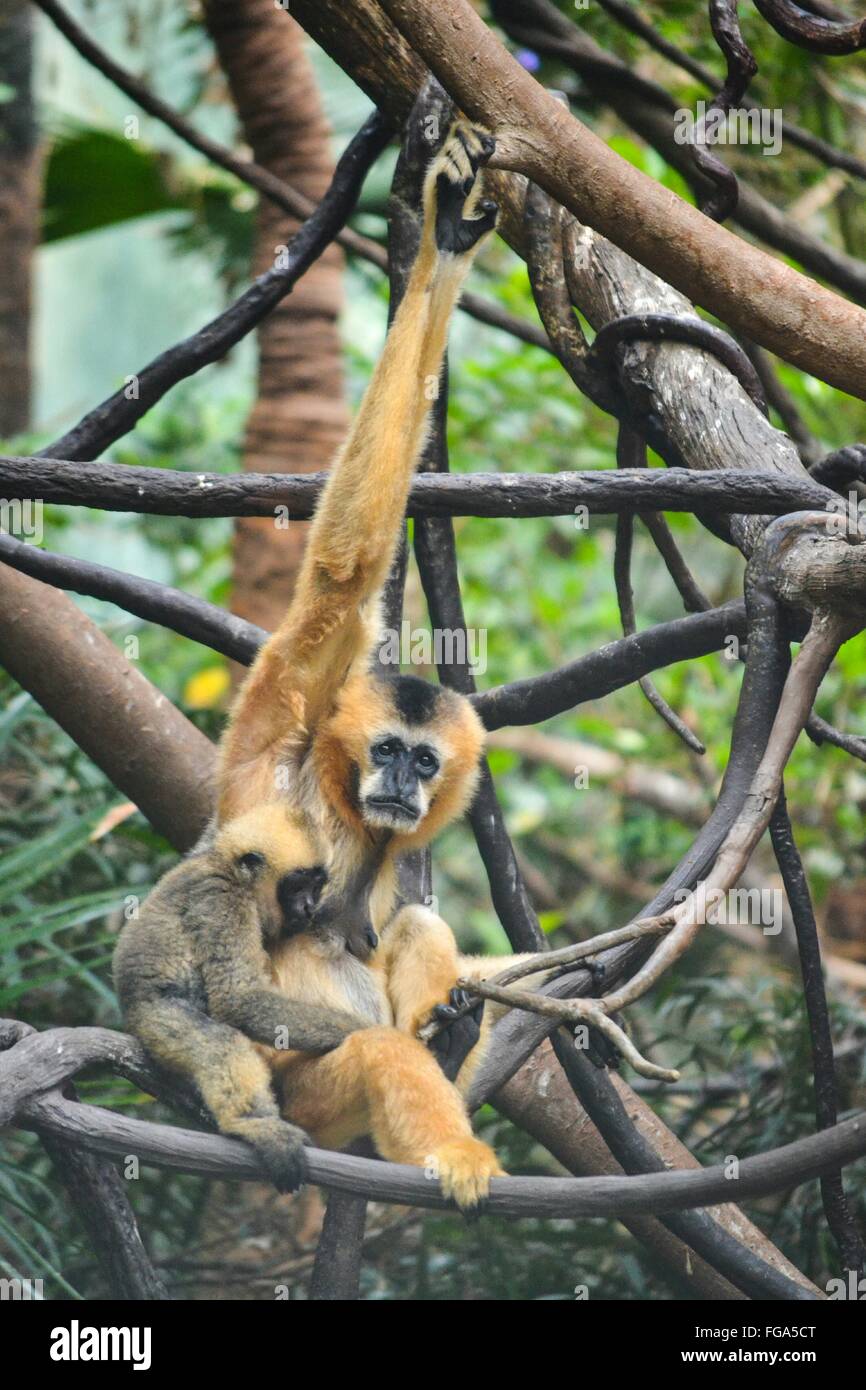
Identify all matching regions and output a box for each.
[495,1041,819,1297]
[11,1070,865,1221]
[475,601,749,729]
[0,567,214,850]
[495,0,866,310]
[373,0,866,398]
[597,0,866,182]
[0,531,753,733]
[2,456,835,517]
[0,533,266,664]
[0,1022,166,1301]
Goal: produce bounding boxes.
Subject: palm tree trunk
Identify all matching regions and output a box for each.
[0,0,41,436]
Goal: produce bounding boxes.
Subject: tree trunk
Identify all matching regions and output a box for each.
[204,0,348,635]
[0,0,40,436]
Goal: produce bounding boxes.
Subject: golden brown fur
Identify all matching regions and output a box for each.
[216,122,493,902]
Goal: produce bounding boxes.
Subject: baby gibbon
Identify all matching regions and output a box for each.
[114,804,361,1192]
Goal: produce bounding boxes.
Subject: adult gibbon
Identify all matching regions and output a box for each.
[115,803,504,1207]
[202,118,547,1182]
[215,119,517,1070]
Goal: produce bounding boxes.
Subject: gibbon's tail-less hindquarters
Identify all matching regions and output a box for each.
[273,1029,502,1210]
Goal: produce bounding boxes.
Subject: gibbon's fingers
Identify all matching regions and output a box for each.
[438,122,495,188]
[433,124,499,255]
[434,184,499,256]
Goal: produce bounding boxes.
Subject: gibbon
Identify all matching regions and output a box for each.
[215,122,517,1093]
[114,804,359,1193]
[217,121,497,870]
[116,803,504,1207]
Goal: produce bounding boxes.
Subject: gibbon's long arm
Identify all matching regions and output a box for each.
[124,995,313,1194]
[218,124,497,821]
[199,896,369,1052]
[211,987,366,1055]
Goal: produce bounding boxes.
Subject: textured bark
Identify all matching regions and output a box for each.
[205,0,347,633]
[0,0,40,435]
[291,0,866,399]
[495,1042,820,1298]
[0,566,215,851]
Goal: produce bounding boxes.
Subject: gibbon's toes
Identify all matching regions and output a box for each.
[431,1136,505,1212]
[241,1118,310,1194]
[428,989,484,1081]
[431,985,472,1020]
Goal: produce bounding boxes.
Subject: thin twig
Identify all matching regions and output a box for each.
[457,976,680,1082]
[691,0,757,221]
[641,512,713,613]
[486,917,672,988]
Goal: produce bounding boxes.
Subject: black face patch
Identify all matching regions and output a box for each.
[387,674,441,727]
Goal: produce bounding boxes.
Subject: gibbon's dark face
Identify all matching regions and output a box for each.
[362,734,441,830]
[276,865,329,937]
[321,672,485,846]
[359,677,446,833]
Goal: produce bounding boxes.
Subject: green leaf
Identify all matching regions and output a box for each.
[43,128,181,243]
[0,814,103,901]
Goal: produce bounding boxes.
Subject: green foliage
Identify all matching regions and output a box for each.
[43,126,179,241]
[5,0,866,1300]
[43,124,254,288]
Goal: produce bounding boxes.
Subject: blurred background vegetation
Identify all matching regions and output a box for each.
[1,0,865,1300]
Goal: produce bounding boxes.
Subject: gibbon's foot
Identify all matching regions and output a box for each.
[433,123,498,256]
[427,987,484,1082]
[430,1136,505,1212]
[584,1019,622,1072]
[587,958,606,992]
[235,1116,310,1194]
